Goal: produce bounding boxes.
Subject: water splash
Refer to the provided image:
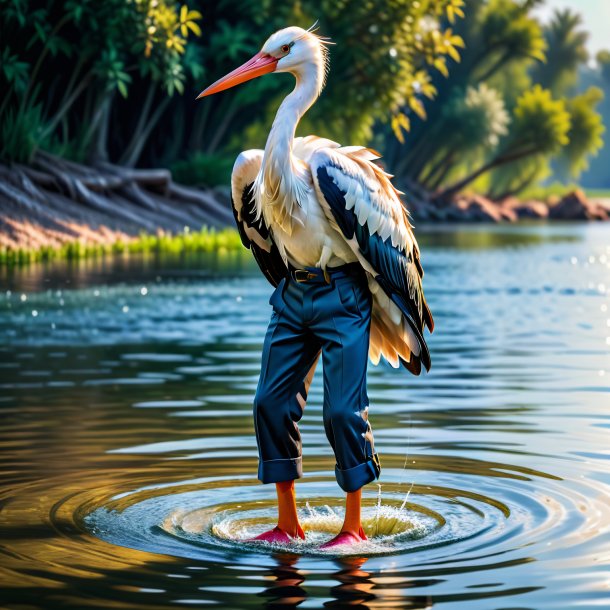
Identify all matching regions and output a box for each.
[161,492,433,557]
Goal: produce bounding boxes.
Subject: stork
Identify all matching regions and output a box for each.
[198,25,433,549]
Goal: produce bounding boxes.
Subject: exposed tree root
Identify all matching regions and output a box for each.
[0,152,234,251]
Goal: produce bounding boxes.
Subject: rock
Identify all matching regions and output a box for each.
[450,194,516,222]
[549,190,608,221]
[501,197,549,219]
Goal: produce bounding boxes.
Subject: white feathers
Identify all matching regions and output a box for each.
[310,147,427,370]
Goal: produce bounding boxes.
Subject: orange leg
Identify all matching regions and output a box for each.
[275,480,305,539]
[341,488,365,538]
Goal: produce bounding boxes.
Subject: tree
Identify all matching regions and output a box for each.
[531,8,589,95]
[437,85,571,199]
[0,0,202,165]
[597,50,610,85]
[387,0,546,184]
[558,87,605,177]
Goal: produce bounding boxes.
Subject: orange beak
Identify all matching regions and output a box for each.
[197,51,278,99]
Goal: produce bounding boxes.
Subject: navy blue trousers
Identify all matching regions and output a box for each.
[254,267,381,492]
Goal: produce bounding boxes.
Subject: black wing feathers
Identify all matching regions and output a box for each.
[316,164,432,372]
[231,182,287,288]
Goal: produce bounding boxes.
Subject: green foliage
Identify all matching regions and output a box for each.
[442,84,510,152]
[512,85,571,154]
[597,50,610,85]
[170,152,234,187]
[392,0,604,198]
[251,0,466,143]
[0,98,46,163]
[530,9,589,95]
[559,87,605,177]
[478,0,546,63]
[0,0,202,165]
[0,0,605,201]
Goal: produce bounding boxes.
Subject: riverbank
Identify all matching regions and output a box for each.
[2,155,609,265]
[0,152,236,262]
[407,186,610,223]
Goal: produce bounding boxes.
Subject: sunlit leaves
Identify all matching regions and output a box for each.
[445,0,465,24]
[391,112,411,144]
[480,0,546,63]
[559,87,605,177]
[140,0,202,59]
[513,85,571,153]
[531,9,589,95]
[179,5,202,37]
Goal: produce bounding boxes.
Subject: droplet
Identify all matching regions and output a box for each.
[32,310,38,317]
[122,305,130,313]
[140,287,148,296]
[20,294,27,302]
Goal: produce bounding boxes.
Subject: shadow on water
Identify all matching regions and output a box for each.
[1,223,610,609]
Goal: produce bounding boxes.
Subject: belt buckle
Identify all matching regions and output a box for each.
[294,269,313,283]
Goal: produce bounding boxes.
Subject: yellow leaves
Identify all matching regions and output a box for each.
[178,5,202,38]
[391,112,411,144]
[446,0,465,24]
[433,56,449,77]
[435,28,465,64]
[142,2,201,58]
[412,71,437,100]
[409,96,427,120]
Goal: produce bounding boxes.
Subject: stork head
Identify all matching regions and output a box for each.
[197,25,330,99]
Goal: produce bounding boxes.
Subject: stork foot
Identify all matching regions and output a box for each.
[247,525,305,544]
[319,526,367,549]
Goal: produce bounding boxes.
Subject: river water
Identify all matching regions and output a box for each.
[1,224,609,609]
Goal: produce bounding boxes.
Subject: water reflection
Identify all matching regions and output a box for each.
[1,223,610,609]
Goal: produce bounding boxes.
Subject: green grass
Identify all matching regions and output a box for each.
[0,226,244,266]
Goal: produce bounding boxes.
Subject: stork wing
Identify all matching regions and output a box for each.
[231,150,287,287]
[310,147,434,374]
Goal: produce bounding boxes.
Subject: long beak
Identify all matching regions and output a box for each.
[197,51,278,99]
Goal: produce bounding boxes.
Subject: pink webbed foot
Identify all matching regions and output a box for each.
[247,525,304,544]
[319,526,367,550]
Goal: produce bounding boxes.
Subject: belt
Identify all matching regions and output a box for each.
[287,262,363,284]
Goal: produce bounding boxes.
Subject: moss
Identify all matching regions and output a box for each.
[0,226,243,266]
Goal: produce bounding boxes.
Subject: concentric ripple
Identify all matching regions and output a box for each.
[2,225,610,609]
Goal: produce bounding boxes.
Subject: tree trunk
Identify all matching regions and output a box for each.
[122,96,170,168]
[436,146,539,200]
[119,82,156,167]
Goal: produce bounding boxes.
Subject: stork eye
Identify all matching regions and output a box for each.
[281,44,291,54]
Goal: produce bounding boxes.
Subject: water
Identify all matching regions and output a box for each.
[1,224,610,609]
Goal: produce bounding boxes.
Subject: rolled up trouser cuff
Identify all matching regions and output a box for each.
[258,456,303,484]
[335,454,381,492]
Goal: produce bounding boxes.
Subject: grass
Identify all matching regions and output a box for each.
[0,226,244,266]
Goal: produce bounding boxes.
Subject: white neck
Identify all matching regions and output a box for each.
[254,65,321,234]
[265,69,320,163]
